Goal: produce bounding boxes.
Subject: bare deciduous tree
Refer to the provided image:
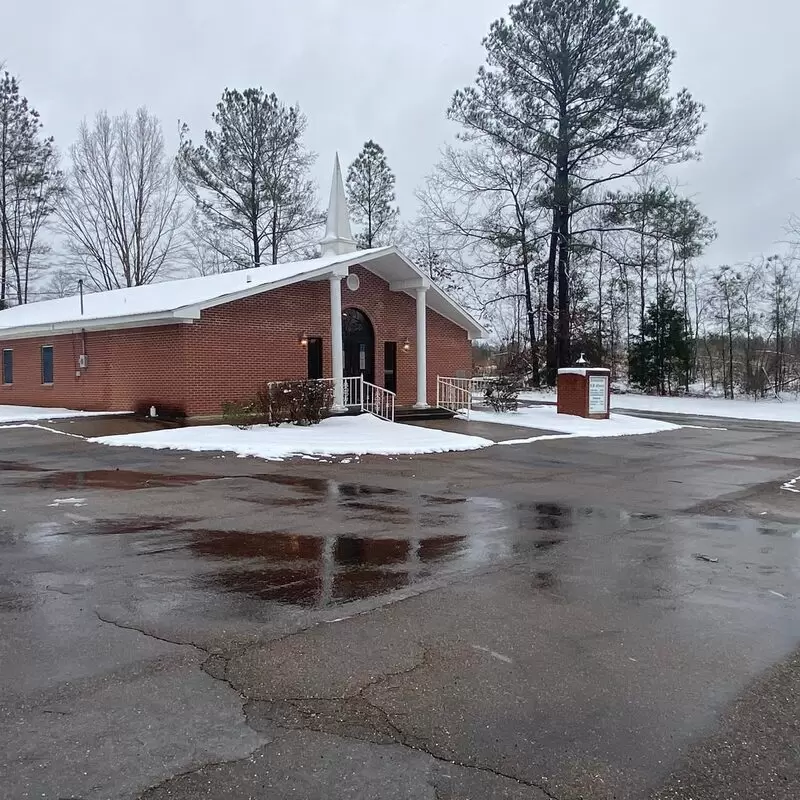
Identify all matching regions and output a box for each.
[58,108,186,290]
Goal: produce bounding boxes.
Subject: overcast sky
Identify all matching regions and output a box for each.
[4,0,799,266]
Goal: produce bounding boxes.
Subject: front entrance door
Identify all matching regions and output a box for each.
[343,308,375,385]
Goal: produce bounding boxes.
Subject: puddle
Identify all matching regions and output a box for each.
[189,529,470,608]
[532,570,558,590]
[244,474,402,499]
[532,537,565,551]
[0,461,45,472]
[80,517,196,535]
[0,588,35,612]
[19,470,212,491]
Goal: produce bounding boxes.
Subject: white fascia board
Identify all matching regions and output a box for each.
[389,277,431,291]
[0,311,198,341]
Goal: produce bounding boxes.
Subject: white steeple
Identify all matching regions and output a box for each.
[320,153,357,257]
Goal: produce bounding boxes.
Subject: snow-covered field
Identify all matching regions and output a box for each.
[0,405,120,423]
[90,414,494,460]
[518,391,800,423]
[467,406,682,441]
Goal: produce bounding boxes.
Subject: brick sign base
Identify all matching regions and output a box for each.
[557,368,611,419]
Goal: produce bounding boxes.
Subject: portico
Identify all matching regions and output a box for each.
[320,155,434,413]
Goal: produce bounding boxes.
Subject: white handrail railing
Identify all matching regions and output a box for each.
[362,379,396,422]
[317,375,396,422]
[436,376,473,419]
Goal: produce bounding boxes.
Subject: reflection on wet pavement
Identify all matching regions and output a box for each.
[17,470,212,490]
[32,488,589,612]
[0,461,46,472]
[190,530,471,607]
[8,466,799,619]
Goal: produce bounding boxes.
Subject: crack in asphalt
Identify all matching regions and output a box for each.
[98,617,560,799]
[94,611,208,653]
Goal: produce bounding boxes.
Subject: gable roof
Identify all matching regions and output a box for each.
[0,247,487,340]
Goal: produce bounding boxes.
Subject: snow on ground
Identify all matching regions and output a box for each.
[0,405,121,423]
[517,391,800,423]
[90,414,494,461]
[467,406,681,442]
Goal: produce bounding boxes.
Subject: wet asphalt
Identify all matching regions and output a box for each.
[0,414,799,799]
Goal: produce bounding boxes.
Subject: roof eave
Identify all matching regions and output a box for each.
[0,310,199,341]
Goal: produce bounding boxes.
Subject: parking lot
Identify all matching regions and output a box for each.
[1,416,799,799]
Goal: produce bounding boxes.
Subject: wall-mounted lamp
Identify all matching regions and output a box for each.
[402,337,411,352]
[299,333,308,347]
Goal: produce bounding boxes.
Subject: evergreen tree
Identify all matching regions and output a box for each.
[629,291,691,394]
[346,140,398,248]
[450,0,705,383]
[0,72,63,306]
[177,88,320,269]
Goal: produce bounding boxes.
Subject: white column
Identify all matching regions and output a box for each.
[330,275,345,411]
[414,286,428,408]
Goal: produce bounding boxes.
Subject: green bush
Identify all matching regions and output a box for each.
[221,401,262,430]
[484,377,519,412]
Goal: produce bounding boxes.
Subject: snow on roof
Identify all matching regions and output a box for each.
[0,246,487,340]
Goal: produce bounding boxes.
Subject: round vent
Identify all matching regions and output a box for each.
[346,273,360,292]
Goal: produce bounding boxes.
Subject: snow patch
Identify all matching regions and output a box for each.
[518,391,800,423]
[48,498,86,507]
[0,405,122,424]
[781,475,800,494]
[89,414,493,461]
[467,406,681,438]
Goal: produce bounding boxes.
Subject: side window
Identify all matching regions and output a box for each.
[41,345,54,384]
[2,349,11,385]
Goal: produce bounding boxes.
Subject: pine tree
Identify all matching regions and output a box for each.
[450,0,705,383]
[0,71,63,306]
[629,290,690,394]
[177,89,320,269]
[346,141,398,249]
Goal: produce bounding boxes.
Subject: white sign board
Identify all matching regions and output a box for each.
[588,375,609,415]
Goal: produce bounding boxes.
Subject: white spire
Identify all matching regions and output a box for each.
[320,153,357,257]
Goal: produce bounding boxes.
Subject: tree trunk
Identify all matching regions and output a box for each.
[597,231,604,355]
[251,216,260,269]
[727,301,734,399]
[271,208,278,265]
[555,133,571,369]
[545,208,559,385]
[0,119,6,308]
[556,206,570,368]
[521,255,539,388]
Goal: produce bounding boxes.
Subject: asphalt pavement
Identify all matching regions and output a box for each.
[0,415,799,799]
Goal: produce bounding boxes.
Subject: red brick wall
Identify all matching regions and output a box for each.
[0,326,187,412]
[556,371,611,419]
[0,264,473,415]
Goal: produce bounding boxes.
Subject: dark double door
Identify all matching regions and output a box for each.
[343,308,375,385]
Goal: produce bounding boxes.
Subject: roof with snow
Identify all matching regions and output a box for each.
[0,246,487,340]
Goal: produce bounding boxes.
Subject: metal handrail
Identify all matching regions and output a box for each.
[317,375,396,422]
[436,376,473,419]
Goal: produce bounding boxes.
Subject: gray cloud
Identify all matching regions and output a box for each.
[4,0,798,266]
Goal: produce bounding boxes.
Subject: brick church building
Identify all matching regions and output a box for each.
[0,157,484,417]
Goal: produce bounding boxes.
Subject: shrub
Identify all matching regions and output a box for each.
[257,380,333,426]
[484,377,519,412]
[221,401,262,430]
